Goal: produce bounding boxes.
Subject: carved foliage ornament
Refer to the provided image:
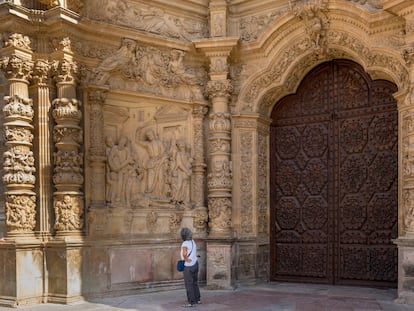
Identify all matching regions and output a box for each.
[240,131,253,234]
[0,33,31,50]
[207,160,232,190]
[3,95,34,121]
[54,194,84,231]
[243,31,408,112]
[208,197,232,230]
[206,80,233,99]
[5,194,36,232]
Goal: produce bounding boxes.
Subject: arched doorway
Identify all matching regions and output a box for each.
[269,59,398,287]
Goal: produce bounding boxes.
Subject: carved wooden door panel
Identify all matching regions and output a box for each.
[270,59,398,287]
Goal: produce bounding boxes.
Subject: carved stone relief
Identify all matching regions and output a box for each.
[103,104,194,209]
[241,30,408,113]
[84,1,208,41]
[86,38,207,102]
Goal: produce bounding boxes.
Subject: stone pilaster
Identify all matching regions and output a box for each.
[390,2,414,303]
[30,59,53,239]
[85,87,108,208]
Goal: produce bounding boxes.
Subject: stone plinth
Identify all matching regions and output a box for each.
[0,240,43,307]
[206,238,235,290]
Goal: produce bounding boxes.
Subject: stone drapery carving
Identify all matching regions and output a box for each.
[84,1,207,41]
[89,39,206,102]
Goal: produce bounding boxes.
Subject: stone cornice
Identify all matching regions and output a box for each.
[193,37,239,57]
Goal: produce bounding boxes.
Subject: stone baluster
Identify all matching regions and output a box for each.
[51,42,84,236]
[0,34,36,238]
[85,87,108,208]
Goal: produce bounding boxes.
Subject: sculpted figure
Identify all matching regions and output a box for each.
[107,136,135,205]
[168,50,199,85]
[170,140,192,204]
[136,128,168,197]
[94,38,137,84]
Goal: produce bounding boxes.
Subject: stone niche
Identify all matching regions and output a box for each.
[87,96,207,239]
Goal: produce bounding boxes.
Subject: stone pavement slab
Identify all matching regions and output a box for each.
[1,282,414,310]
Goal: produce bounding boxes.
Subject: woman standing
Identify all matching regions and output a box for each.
[180,227,200,307]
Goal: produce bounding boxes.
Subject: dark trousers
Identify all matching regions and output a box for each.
[183,261,200,304]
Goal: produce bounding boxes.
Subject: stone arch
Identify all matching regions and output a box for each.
[235,4,409,116]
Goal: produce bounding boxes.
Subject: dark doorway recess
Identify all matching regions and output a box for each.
[270,59,398,287]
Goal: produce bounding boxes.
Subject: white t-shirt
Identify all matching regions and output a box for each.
[181,240,197,267]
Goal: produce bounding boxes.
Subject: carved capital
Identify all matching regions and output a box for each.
[206,79,233,99]
[0,55,33,82]
[52,58,78,84]
[32,59,51,85]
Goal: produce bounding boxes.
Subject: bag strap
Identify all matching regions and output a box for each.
[188,241,193,257]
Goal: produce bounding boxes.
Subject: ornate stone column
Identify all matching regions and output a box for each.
[46,38,84,304]
[0,33,44,307]
[30,59,53,239]
[0,35,36,239]
[194,2,238,285]
[51,51,83,237]
[191,105,209,238]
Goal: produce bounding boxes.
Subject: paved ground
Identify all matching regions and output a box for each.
[1,282,414,310]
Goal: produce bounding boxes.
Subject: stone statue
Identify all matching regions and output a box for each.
[135,128,169,198]
[169,140,192,204]
[106,136,135,205]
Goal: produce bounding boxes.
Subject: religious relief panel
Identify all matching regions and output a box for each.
[83,1,208,41]
[86,38,207,102]
[103,104,194,210]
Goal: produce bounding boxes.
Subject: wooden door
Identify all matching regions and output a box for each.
[270,59,398,286]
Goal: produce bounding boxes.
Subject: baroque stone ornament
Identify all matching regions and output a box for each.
[89,38,206,101]
[0,32,37,237]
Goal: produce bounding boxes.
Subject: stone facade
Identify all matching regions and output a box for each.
[0,0,413,307]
